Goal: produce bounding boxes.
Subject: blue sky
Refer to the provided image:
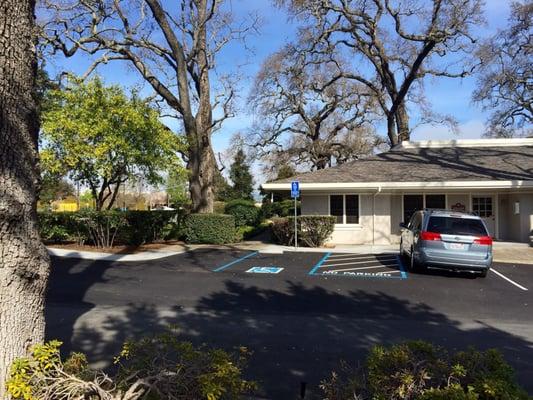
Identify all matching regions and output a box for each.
[44,0,513,181]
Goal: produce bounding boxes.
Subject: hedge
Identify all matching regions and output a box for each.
[38,210,180,247]
[183,213,236,244]
[271,215,335,247]
[261,199,299,219]
[224,199,260,227]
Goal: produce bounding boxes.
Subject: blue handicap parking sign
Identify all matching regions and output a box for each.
[291,181,299,198]
[246,266,284,274]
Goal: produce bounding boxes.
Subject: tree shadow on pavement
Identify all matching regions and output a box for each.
[46,274,533,399]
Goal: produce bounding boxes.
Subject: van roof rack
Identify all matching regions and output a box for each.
[423,208,477,216]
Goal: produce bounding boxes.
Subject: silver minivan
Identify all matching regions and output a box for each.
[400,209,493,277]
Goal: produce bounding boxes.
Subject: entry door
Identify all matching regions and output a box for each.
[472,196,495,236]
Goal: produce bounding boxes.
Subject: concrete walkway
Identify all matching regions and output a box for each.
[493,242,533,264]
[48,240,532,264]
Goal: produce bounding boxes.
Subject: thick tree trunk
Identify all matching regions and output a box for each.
[187,125,216,213]
[0,0,50,397]
[395,103,410,143]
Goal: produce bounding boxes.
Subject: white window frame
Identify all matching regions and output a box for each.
[328,194,361,225]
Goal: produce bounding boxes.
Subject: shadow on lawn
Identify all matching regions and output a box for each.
[46,257,533,399]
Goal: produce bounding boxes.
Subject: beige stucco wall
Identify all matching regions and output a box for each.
[301,193,392,245]
[447,194,469,211]
[300,191,533,245]
[390,194,403,244]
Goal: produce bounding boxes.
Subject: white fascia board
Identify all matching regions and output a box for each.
[399,138,533,149]
[262,180,533,191]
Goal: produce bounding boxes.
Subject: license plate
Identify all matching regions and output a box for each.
[449,243,466,250]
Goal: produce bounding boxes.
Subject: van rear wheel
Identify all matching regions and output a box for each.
[479,268,488,278]
[410,248,426,273]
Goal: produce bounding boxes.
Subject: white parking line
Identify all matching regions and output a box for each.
[491,268,528,291]
[322,259,398,268]
[327,254,397,260]
[324,256,398,263]
[329,265,391,272]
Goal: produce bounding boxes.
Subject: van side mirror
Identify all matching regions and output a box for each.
[399,222,407,229]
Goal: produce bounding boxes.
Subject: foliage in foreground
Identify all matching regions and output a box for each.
[271,215,336,247]
[320,341,531,400]
[7,334,255,400]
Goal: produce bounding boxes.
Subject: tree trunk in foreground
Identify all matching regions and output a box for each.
[0,0,50,397]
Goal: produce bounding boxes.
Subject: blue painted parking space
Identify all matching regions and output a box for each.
[309,253,407,279]
[212,251,325,276]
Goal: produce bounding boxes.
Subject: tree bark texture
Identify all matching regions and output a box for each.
[0,0,50,397]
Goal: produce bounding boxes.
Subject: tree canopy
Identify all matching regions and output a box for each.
[40,77,185,210]
[474,1,532,137]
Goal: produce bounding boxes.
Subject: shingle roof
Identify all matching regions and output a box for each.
[271,144,533,184]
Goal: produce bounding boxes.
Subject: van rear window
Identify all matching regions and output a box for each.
[427,216,488,236]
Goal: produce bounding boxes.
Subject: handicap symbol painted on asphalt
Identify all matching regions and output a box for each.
[246,266,284,274]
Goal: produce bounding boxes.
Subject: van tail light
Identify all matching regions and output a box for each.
[420,231,442,241]
[474,236,493,245]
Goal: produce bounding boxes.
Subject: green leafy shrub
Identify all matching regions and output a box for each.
[224,199,260,227]
[38,212,88,244]
[320,341,530,400]
[234,221,272,242]
[122,210,178,245]
[184,213,236,244]
[261,199,298,219]
[271,216,335,247]
[7,333,255,400]
[73,210,129,248]
[38,210,182,246]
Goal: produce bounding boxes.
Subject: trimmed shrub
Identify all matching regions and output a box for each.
[224,199,260,227]
[234,221,272,242]
[184,213,236,244]
[261,199,299,219]
[7,333,255,400]
[38,210,181,247]
[123,210,179,245]
[271,215,335,247]
[320,341,530,400]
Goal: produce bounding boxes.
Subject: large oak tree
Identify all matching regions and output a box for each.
[249,44,378,170]
[40,0,257,212]
[277,0,484,145]
[474,1,532,137]
[0,0,50,397]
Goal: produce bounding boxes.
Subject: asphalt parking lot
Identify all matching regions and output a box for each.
[46,248,533,399]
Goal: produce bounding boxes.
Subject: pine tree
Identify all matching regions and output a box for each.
[229,149,254,200]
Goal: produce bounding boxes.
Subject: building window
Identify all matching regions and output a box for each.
[473,196,493,217]
[330,194,359,224]
[330,195,344,224]
[403,195,423,223]
[426,194,446,210]
[403,194,447,223]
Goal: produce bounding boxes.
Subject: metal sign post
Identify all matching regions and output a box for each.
[291,181,300,250]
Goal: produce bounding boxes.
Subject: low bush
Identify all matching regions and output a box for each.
[261,199,299,219]
[38,210,181,247]
[271,216,335,247]
[122,210,179,245]
[184,213,236,244]
[320,341,530,400]
[7,333,255,400]
[224,199,260,227]
[234,221,272,242]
